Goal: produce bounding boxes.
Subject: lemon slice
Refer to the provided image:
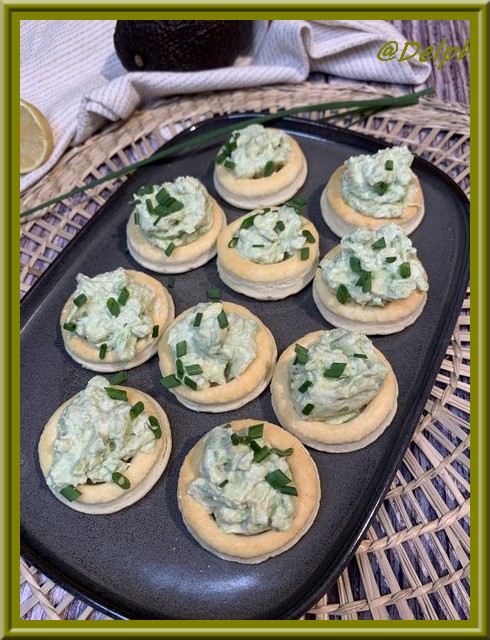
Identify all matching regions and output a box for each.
[20,99,54,174]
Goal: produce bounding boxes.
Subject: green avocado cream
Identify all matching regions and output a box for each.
[188,426,296,534]
[320,224,428,306]
[291,329,388,423]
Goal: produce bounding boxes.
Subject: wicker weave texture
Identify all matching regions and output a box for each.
[20,83,470,621]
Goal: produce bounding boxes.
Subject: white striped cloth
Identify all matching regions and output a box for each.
[20,19,431,192]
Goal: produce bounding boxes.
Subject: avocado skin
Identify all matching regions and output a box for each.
[114,20,254,72]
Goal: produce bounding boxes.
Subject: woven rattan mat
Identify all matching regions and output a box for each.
[20,82,470,621]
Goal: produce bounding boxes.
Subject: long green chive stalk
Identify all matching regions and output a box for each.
[20,88,433,219]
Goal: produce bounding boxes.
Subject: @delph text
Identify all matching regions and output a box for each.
[377,39,469,70]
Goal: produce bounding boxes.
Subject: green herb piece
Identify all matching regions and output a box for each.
[354,353,368,359]
[285,196,307,214]
[230,432,240,446]
[300,247,310,261]
[280,486,298,496]
[117,287,130,306]
[228,237,238,248]
[176,358,185,379]
[185,364,203,376]
[167,277,175,288]
[265,469,292,490]
[274,220,285,234]
[261,207,271,214]
[134,211,140,225]
[63,322,77,332]
[350,257,362,273]
[112,472,131,490]
[224,159,236,169]
[148,415,162,439]
[193,312,203,327]
[302,229,316,243]
[215,152,227,165]
[385,256,397,263]
[252,244,265,248]
[219,479,229,488]
[129,199,140,207]
[253,446,272,463]
[107,297,120,317]
[270,447,294,457]
[165,243,175,257]
[385,159,394,171]
[160,374,181,389]
[60,485,81,501]
[138,186,154,196]
[105,387,128,401]
[336,284,350,304]
[129,401,145,419]
[176,340,187,358]
[294,343,309,365]
[302,403,315,416]
[206,287,221,300]
[240,215,257,230]
[146,199,154,213]
[247,423,264,439]
[323,362,347,378]
[222,423,231,429]
[184,376,198,391]
[249,440,261,453]
[109,371,127,385]
[73,293,87,307]
[152,325,159,338]
[99,343,107,360]
[374,182,389,196]
[371,236,386,250]
[263,160,275,177]
[298,380,313,393]
[217,310,229,329]
[400,262,411,278]
[355,271,372,293]
[155,187,170,204]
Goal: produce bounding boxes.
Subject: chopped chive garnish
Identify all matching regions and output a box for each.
[324,362,347,378]
[356,271,372,293]
[112,472,131,490]
[217,310,229,329]
[302,403,315,416]
[176,358,184,379]
[105,387,128,401]
[240,215,256,230]
[60,485,82,501]
[228,237,238,248]
[146,199,154,213]
[253,446,272,463]
[265,469,292,490]
[249,440,261,453]
[385,256,397,263]
[298,380,313,393]
[261,207,271,214]
[109,371,127,385]
[184,376,198,391]
[399,262,411,278]
[300,247,310,260]
[374,181,389,196]
[223,423,231,429]
[302,229,316,243]
[193,312,203,327]
[117,287,130,306]
[247,423,264,439]
[99,343,107,360]
[63,322,77,332]
[354,353,368,359]
[185,364,203,376]
[167,277,175,288]
[107,297,120,317]
[160,374,181,389]
[336,284,350,304]
[155,187,170,204]
[252,244,265,248]
[148,415,162,439]
[371,236,386,250]
[280,486,298,496]
[231,432,240,446]
[129,401,145,419]
[129,199,140,207]
[224,159,236,169]
[165,243,175,257]
[134,211,140,225]
[138,185,153,196]
[274,220,285,234]
[270,447,294,457]
[350,257,362,273]
[207,287,221,300]
[176,340,187,358]
[152,325,159,338]
[216,153,227,165]
[219,479,229,488]
[263,160,275,177]
[73,293,87,307]
[294,343,309,365]
[285,196,307,214]
[385,159,394,171]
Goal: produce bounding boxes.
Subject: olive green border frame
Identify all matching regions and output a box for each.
[2,3,486,638]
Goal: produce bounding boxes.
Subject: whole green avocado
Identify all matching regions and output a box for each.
[114,20,255,72]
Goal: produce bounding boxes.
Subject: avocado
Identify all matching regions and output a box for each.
[114,20,254,72]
